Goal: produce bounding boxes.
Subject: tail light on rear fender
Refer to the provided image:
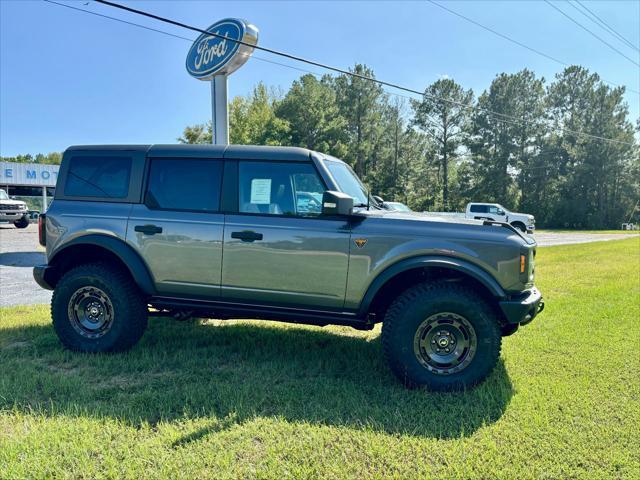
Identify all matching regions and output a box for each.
[38,213,46,246]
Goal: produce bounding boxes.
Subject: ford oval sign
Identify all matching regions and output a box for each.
[186,18,258,80]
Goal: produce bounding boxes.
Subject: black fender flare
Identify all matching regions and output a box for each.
[358,255,506,316]
[49,234,156,295]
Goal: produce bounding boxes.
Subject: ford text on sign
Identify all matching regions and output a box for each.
[185,18,258,80]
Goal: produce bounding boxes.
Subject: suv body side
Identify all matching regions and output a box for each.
[41,145,539,325]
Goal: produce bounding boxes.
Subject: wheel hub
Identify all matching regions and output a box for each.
[68,286,114,339]
[413,312,477,375]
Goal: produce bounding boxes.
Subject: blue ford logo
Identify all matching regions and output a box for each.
[185,18,258,80]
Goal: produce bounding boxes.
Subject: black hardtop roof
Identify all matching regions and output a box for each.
[65,144,319,161]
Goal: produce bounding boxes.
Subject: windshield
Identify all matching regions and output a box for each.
[323,160,369,206]
[0,189,8,200]
[389,202,412,212]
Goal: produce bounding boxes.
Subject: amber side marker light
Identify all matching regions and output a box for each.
[520,255,526,273]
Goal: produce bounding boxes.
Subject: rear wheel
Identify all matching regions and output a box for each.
[51,263,148,352]
[14,217,29,228]
[382,282,501,391]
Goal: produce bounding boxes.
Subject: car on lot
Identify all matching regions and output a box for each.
[0,188,30,228]
[465,202,535,233]
[33,145,543,391]
[380,201,412,212]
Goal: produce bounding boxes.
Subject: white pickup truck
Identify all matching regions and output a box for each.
[0,189,30,228]
[465,203,535,233]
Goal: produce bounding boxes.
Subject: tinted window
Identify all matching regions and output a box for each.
[65,156,131,198]
[324,160,369,206]
[470,204,487,213]
[146,158,222,212]
[238,162,325,216]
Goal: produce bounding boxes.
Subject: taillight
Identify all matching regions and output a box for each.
[38,213,46,246]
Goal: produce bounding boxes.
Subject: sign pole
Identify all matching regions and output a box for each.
[211,74,229,145]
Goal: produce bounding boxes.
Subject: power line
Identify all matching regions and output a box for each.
[44,0,636,147]
[569,0,640,52]
[425,0,639,95]
[543,0,639,67]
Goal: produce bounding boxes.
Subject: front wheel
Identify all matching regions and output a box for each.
[14,217,29,228]
[51,263,148,352]
[382,282,501,391]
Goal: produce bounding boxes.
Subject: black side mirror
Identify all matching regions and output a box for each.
[372,195,385,206]
[322,191,354,216]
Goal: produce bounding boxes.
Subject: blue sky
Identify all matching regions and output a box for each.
[1,0,638,156]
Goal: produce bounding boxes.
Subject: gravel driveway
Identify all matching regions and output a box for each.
[0,223,637,307]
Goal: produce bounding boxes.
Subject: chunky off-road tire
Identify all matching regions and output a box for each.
[51,263,148,352]
[382,281,501,391]
[14,217,29,228]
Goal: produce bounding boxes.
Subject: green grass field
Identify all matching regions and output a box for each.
[1,238,639,479]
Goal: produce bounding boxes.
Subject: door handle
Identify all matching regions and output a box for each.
[231,231,263,242]
[134,224,163,235]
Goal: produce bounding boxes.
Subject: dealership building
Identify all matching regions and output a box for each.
[0,161,59,212]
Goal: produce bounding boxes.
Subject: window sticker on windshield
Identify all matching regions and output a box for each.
[250,178,271,204]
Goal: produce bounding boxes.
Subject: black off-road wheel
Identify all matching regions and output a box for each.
[382,281,501,391]
[14,217,29,228]
[51,263,148,352]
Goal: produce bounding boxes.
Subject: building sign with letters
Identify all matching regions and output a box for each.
[0,162,59,187]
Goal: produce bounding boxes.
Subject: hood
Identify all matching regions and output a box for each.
[0,199,27,207]
[510,211,534,220]
[357,208,479,225]
[354,208,535,245]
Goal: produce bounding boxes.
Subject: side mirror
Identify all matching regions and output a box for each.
[498,209,505,216]
[373,195,384,206]
[322,191,354,216]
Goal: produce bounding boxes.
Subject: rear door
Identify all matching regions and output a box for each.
[127,157,224,298]
[220,160,351,309]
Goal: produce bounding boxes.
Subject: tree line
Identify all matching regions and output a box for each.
[180,64,639,229]
[3,64,637,228]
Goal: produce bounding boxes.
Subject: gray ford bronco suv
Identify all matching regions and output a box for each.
[34,145,543,391]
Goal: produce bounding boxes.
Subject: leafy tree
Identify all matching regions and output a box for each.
[545,66,636,228]
[467,69,546,209]
[275,74,346,157]
[229,83,289,145]
[334,64,384,177]
[178,83,288,145]
[412,79,473,211]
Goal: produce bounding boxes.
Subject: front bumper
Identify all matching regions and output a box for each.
[499,287,544,325]
[0,211,27,221]
[33,264,56,290]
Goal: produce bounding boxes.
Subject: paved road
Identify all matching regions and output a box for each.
[0,224,637,307]
[533,232,639,246]
[0,224,50,307]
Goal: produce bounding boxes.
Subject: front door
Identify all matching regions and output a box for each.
[221,160,351,309]
[127,157,225,298]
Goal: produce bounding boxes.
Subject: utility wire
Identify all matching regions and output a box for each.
[426,0,639,95]
[573,0,639,53]
[44,0,636,147]
[544,0,639,67]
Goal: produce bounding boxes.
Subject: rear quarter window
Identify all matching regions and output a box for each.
[64,156,132,198]
[470,204,487,213]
